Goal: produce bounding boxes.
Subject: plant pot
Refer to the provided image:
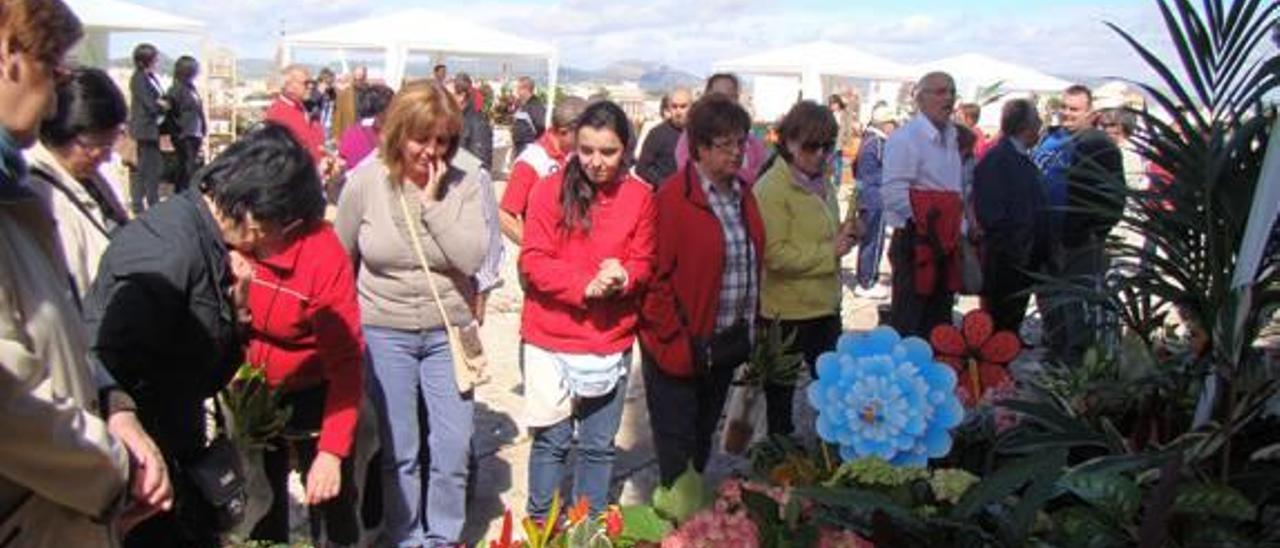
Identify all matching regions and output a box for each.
[723,419,755,455]
[722,387,761,455]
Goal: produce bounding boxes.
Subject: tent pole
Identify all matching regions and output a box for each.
[546,49,559,129]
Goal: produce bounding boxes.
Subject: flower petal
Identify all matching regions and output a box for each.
[962,310,995,350]
[979,331,1022,364]
[929,324,967,357]
[979,363,1014,392]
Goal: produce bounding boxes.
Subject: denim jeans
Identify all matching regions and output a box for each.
[856,206,886,289]
[526,366,629,520]
[363,326,473,548]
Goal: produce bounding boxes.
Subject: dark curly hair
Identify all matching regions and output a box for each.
[196,123,325,227]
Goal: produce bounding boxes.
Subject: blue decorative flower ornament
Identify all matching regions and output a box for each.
[806,326,965,467]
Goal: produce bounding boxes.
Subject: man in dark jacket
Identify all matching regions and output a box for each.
[973,99,1048,333]
[453,73,493,171]
[1033,84,1124,362]
[511,76,545,155]
[636,87,691,187]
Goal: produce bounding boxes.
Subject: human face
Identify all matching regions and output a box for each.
[916,75,957,128]
[517,82,534,102]
[695,131,745,185]
[1101,118,1126,144]
[352,67,367,86]
[576,125,625,186]
[707,78,739,103]
[786,136,834,178]
[400,122,454,184]
[667,90,692,129]
[4,51,68,147]
[1061,92,1093,133]
[551,125,575,155]
[283,69,309,102]
[55,126,123,180]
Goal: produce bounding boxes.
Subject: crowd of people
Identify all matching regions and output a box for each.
[4,1,1151,546]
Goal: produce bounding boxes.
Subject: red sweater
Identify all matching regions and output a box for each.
[519,169,657,354]
[265,96,326,161]
[246,223,364,458]
[639,165,766,378]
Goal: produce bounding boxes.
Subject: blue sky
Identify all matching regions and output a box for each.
[112,0,1172,78]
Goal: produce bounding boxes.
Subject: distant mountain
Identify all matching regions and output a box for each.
[559,60,702,93]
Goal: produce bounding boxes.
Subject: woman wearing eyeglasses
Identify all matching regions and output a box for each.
[25,67,131,298]
[753,100,858,437]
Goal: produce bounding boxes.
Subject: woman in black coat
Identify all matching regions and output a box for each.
[166,55,205,192]
[85,125,326,547]
[127,43,168,214]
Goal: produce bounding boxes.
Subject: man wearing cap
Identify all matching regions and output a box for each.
[851,105,898,299]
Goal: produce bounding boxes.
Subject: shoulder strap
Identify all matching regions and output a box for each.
[28,166,111,238]
[396,186,455,327]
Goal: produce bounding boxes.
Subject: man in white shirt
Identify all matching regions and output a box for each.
[882,72,964,337]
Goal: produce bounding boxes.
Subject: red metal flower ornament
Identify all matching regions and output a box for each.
[929,310,1020,407]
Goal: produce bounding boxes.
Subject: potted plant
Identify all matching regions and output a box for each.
[723,318,805,454]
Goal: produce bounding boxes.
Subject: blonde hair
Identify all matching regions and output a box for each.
[379,79,463,184]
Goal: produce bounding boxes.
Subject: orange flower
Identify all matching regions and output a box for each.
[567,495,591,525]
[930,309,1020,407]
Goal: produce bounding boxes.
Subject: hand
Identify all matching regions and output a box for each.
[304,451,343,505]
[419,159,449,204]
[107,411,173,514]
[598,258,627,288]
[228,250,254,320]
[584,276,610,300]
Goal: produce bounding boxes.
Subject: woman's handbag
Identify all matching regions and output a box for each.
[183,402,247,533]
[397,187,489,393]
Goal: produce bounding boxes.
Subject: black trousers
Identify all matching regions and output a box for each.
[131,139,163,214]
[643,351,738,486]
[250,385,363,546]
[765,315,841,437]
[888,225,956,339]
[173,136,203,194]
[981,245,1036,334]
[123,469,219,548]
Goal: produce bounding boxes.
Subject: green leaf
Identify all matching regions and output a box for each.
[618,505,672,544]
[1172,483,1255,521]
[952,450,1066,519]
[1060,473,1142,518]
[650,465,708,524]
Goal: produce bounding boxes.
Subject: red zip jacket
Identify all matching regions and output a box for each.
[265,96,326,161]
[519,169,657,354]
[639,165,766,378]
[246,223,364,458]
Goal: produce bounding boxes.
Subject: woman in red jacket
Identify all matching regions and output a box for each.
[237,128,369,546]
[519,100,656,519]
[639,95,765,486]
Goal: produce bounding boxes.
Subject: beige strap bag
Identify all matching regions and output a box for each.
[397,187,489,393]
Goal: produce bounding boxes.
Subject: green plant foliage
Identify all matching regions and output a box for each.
[929,469,981,504]
[651,465,710,524]
[1060,472,1142,518]
[618,505,671,545]
[739,317,805,388]
[824,458,930,489]
[220,363,291,451]
[1172,483,1256,521]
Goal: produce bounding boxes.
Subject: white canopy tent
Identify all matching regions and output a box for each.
[65,0,207,68]
[713,41,914,121]
[911,53,1071,96]
[281,8,558,97]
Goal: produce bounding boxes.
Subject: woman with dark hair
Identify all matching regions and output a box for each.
[26,66,130,298]
[241,126,372,544]
[85,124,325,548]
[519,100,656,519]
[334,80,490,547]
[126,42,168,214]
[639,94,764,486]
[337,83,394,169]
[753,100,858,436]
[165,55,204,192]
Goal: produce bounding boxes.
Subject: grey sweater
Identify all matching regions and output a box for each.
[335,152,490,331]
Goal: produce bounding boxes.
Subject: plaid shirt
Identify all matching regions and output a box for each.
[700,172,756,334]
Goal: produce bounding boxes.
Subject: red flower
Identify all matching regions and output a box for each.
[603,505,624,538]
[929,310,1020,407]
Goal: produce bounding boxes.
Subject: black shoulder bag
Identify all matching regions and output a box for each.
[183,400,247,533]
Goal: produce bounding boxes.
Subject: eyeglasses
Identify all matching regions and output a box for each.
[801,140,836,154]
[710,136,747,153]
[73,133,121,154]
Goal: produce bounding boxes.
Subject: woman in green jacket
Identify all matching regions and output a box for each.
[753,100,859,436]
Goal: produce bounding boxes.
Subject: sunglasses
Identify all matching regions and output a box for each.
[801,140,836,154]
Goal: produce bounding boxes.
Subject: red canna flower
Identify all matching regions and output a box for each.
[930,309,1020,407]
[603,505,624,538]
[567,496,591,525]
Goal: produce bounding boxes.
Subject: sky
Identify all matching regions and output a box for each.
[113,0,1178,80]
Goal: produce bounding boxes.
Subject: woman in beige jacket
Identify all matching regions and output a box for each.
[0,2,170,545]
[25,66,131,299]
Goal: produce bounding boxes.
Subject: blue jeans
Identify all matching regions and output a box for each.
[857,206,886,288]
[363,326,473,548]
[526,368,629,520]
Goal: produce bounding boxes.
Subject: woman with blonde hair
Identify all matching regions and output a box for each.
[335,80,490,547]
